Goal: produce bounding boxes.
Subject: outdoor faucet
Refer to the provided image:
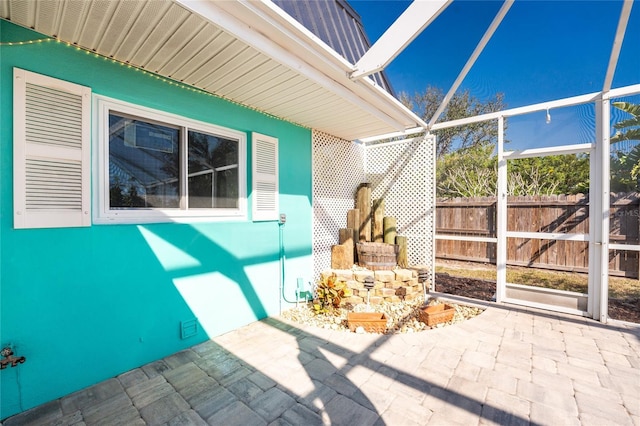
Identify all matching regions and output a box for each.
[0,347,26,369]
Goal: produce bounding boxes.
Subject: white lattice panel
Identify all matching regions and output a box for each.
[312,130,366,279]
[366,135,436,284]
[311,130,436,286]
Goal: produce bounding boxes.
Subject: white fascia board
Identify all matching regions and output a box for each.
[241,0,354,73]
[248,0,429,131]
[356,74,429,128]
[603,0,633,92]
[351,0,452,80]
[174,0,409,131]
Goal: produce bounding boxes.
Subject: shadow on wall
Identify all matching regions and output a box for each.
[138,221,313,338]
[143,222,270,332]
[0,219,312,419]
[136,219,540,424]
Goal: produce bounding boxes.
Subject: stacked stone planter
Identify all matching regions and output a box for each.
[320,268,424,305]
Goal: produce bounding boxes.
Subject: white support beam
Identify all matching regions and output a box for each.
[599,97,611,324]
[350,0,451,80]
[608,83,640,98]
[587,112,597,319]
[603,0,633,92]
[435,235,498,244]
[431,92,601,130]
[503,143,594,159]
[505,231,589,242]
[427,133,437,294]
[502,297,587,317]
[429,83,640,132]
[609,243,640,252]
[591,98,611,323]
[361,83,640,143]
[496,116,507,303]
[428,0,514,129]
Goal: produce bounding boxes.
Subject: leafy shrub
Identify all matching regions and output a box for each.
[313,274,352,314]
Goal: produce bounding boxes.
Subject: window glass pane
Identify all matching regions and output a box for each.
[216,167,239,208]
[109,113,180,208]
[188,130,239,209]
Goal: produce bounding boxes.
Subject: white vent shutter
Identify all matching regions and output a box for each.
[13,68,91,229]
[252,132,279,221]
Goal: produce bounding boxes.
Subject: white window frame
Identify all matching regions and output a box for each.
[93,95,247,224]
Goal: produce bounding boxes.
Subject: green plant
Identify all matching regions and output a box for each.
[400,86,506,158]
[313,274,352,314]
[611,102,640,144]
[611,102,640,191]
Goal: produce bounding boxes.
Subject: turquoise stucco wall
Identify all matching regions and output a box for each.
[0,21,313,419]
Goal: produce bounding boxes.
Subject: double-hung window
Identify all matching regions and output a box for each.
[95,96,247,223]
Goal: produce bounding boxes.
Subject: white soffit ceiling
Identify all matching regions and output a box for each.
[0,0,427,141]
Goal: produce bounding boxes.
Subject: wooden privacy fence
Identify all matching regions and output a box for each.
[436,193,640,278]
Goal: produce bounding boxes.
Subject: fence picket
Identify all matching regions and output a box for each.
[436,192,640,278]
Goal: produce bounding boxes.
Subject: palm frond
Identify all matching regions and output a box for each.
[612,102,640,117]
[611,129,640,143]
[613,117,640,130]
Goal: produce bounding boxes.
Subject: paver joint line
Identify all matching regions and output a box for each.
[2,306,639,426]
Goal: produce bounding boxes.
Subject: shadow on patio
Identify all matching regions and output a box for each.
[5,302,639,425]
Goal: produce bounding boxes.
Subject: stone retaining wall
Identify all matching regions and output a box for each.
[320,268,424,305]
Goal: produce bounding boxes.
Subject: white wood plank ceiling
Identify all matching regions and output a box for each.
[1,0,427,141]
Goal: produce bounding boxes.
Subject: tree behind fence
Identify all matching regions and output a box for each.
[436,193,640,278]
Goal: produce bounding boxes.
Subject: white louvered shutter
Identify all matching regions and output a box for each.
[13,68,91,229]
[252,132,279,221]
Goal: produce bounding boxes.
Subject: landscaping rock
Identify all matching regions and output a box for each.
[281,297,484,334]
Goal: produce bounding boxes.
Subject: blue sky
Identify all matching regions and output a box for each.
[352,0,640,149]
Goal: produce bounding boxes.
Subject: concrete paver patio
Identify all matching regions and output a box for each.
[3,299,639,425]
